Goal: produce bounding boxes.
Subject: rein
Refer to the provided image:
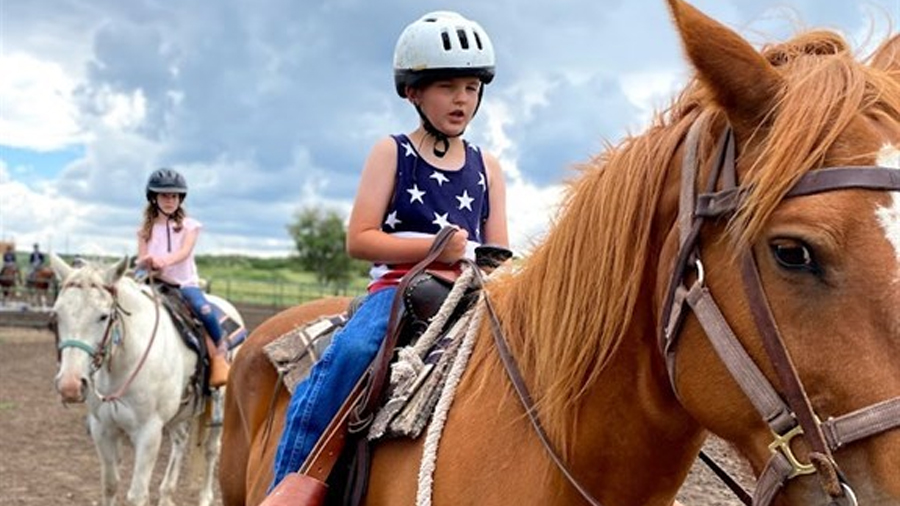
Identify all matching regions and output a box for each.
[57,277,163,403]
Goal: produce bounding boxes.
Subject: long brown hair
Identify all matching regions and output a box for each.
[138,199,185,242]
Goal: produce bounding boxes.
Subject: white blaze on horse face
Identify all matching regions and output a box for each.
[875,144,900,263]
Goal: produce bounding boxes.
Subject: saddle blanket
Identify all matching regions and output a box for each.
[263,313,349,394]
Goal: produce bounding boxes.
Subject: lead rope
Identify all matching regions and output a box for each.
[416,286,484,506]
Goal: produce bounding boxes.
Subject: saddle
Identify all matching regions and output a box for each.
[150,279,246,393]
[263,230,512,506]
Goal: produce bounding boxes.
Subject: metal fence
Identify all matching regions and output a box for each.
[207,278,367,308]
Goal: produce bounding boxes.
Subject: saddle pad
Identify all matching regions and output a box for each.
[263,314,348,394]
[368,303,477,440]
[217,310,247,351]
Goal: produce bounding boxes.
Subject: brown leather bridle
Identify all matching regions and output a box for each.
[660,116,900,505]
[483,114,900,506]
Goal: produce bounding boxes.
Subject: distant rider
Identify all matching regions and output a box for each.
[27,243,45,283]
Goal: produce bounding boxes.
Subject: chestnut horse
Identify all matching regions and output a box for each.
[26,265,56,307]
[221,1,900,504]
[0,264,19,300]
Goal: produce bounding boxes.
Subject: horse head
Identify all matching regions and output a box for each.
[481,2,899,504]
[51,254,130,403]
[656,1,900,503]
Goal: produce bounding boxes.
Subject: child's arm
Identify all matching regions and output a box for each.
[347,137,468,265]
[481,151,509,247]
[136,232,151,267]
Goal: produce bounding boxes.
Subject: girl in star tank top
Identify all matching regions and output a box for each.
[270,10,509,489]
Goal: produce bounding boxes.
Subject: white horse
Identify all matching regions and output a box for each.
[50,254,244,506]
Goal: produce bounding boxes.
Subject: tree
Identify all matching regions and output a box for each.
[287,207,363,291]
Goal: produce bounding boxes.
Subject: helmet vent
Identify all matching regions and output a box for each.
[441,31,452,50]
[473,31,483,50]
[457,29,470,49]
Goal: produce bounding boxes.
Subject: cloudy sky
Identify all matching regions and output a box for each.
[1,0,897,258]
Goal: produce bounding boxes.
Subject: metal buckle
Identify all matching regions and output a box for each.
[768,424,816,478]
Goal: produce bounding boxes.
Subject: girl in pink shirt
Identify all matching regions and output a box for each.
[136,167,228,387]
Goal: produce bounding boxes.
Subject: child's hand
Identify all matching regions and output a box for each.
[437,228,468,264]
[137,255,166,270]
[150,256,167,270]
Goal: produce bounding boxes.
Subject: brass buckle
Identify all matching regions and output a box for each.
[768,424,816,478]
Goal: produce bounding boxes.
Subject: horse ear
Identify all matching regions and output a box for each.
[666,0,783,132]
[106,257,129,284]
[49,253,73,281]
[871,34,900,75]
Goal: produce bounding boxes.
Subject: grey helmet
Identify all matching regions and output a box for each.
[145,168,187,202]
[393,11,496,98]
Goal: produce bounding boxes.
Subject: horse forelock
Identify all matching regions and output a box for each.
[52,268,119,334]
[734,30,900,250]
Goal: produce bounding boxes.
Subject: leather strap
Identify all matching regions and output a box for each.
[482,291,605,506]
[350,226,459,431]
[740,252,843,497]
[296,372,371,481]
[660,117,900,505]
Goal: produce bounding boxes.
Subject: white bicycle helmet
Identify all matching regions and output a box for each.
[393,11,496,98]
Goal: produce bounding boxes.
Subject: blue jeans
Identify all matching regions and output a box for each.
[270,287,396,489]
[180,286,223,344]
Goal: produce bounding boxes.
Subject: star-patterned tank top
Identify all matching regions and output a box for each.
[368,134,490,288]
[381,134,489,240]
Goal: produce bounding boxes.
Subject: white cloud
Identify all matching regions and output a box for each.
[506,179,564,255]
[1,0,897,260]
[619,69,688,130]
[98,88,148,130]
[0,53,86,151]
[0,165,100,252]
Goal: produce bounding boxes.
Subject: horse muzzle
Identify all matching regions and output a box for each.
[55,373,88,404]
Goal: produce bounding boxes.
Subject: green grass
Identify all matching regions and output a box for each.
[196,255,369,306]
[0,401,17,411]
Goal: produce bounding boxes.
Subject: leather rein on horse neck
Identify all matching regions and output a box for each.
[660,113,900,506]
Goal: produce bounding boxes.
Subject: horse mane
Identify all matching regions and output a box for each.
[60,262,148,305]
[476,28,900,449]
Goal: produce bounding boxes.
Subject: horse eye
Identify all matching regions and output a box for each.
[98,314,109,322]
[770,240,818,272]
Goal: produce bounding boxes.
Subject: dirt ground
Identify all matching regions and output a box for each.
[0,325,754,506]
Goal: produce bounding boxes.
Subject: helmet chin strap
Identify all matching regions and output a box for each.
[413,86,484,158]
[416,106,459,158]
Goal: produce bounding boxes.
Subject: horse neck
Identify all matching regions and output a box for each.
[108,280,177,367]
[455,296,704,504]
[464,123,707,500]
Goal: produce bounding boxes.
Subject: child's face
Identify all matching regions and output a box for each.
[413,77,482,136]
[155,193,182,215]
